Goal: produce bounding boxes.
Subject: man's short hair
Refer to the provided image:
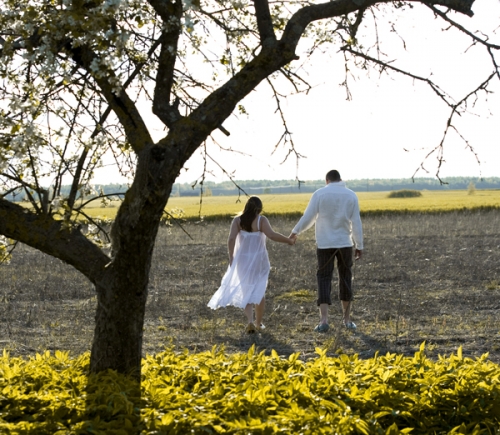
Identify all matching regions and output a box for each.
[326,170,341,182]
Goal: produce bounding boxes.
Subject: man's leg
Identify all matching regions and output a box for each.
[319,303,329,324]
[336,247,354,326]
[341,300,352,324]
[316,248,335,326]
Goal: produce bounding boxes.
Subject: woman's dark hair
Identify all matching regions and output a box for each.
[239,196,263,232]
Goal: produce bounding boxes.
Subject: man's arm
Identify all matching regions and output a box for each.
[291,192,319,237]
[350,197,363,251]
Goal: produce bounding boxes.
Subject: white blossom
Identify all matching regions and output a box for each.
[184,13,194,33]
[182,0,195,10]
[230,0,246,8]
[51,197,62,209]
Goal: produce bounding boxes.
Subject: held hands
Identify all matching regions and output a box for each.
[288,233,298,246]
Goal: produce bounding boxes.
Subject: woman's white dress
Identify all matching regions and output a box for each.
[208,216,271,309]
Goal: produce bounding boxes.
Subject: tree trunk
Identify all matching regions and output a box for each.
[90,215,160,379]
[89,143,179,378]
[90,262,150,378]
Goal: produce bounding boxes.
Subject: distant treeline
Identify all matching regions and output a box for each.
[172,177,500,196]
[103,177,500,197]
[3,177,499,201]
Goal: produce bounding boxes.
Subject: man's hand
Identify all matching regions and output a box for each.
[289,232,298,244]
[355,249,363,261]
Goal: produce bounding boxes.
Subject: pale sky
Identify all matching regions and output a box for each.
[94,0,500,185]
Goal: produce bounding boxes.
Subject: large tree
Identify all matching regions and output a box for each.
[0,0,498,378]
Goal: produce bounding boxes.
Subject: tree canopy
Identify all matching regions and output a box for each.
[0,0,498,376]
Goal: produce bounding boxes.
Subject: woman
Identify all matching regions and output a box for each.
[208,196,295,333]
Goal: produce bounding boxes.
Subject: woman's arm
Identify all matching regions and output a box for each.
[260,216,295,245]
[227,217,240,264]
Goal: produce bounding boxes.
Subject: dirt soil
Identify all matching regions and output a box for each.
[1,211,499,363]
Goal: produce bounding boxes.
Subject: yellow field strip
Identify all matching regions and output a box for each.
[82,190,500,220]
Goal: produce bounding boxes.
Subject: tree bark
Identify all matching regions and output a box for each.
[90,261,150,378]
[89,142,180,378]
[0,198,110,281]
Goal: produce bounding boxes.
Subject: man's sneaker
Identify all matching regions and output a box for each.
[344,321,357,330]
[314,323,329,333]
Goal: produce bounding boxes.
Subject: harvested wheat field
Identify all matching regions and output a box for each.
[1,211,499,363]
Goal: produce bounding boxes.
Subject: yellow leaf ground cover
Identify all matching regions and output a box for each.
[1,344,499,434]
[82,190,500,221]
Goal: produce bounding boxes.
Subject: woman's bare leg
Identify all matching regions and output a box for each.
[255,298,265,327]
[244,304,254,324]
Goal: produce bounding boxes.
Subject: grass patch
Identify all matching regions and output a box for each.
[274,289,315,303]
[486,280,500,290]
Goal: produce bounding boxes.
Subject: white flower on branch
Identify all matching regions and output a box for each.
[183,13,195,33]
[229,0,246,9]
[182,0,197,11]
[0,236,12,264]
[51,197,63,209]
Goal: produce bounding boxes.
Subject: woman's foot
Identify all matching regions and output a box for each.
[246,323,256,334]
[256,323,265,332]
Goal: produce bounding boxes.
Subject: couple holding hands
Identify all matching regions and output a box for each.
[208,170,364,334]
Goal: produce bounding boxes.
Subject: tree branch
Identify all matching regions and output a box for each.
[66,43,153,154]
[252,0,276,45]
[426,4,500,50]
[149,0,185,127]
[205,151,249,199]
[266,78,305,168]
[3,167,41,213]
[349,6,367,43]
[0,198,110,283]
[413,71,496,179]
[281,0,474,51]
[169,0,474,164]
[66,38,163,216]
[342,45,453,104]
[426,4,500,79]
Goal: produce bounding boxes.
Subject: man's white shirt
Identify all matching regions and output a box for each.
[292,181,364,250]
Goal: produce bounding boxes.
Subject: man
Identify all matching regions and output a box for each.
[290,170,363,332]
